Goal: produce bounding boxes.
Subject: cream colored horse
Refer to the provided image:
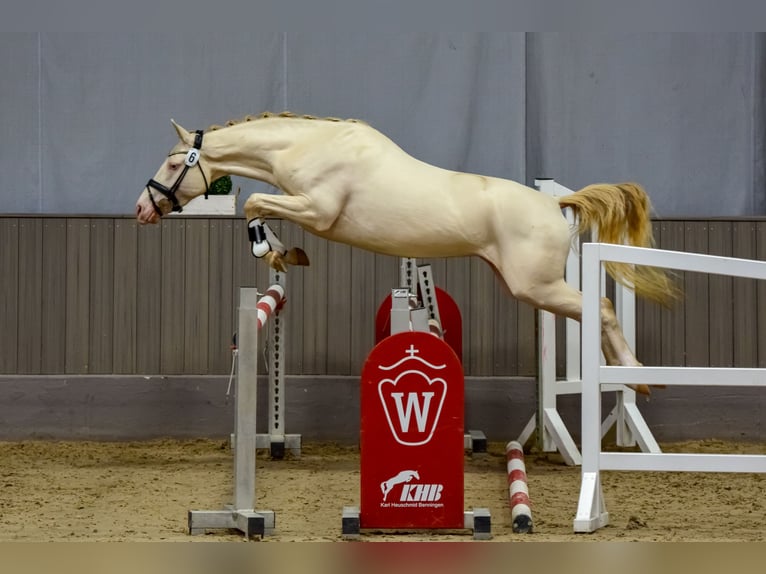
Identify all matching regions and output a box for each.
[136,112,676,393]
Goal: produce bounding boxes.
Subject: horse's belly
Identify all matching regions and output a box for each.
[321,209,478,258]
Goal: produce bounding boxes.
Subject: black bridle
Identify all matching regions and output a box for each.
[145,130,210,216]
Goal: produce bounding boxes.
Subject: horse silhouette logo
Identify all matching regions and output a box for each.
[381,470,420,501]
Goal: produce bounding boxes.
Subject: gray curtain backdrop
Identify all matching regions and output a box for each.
[1,33,764,217]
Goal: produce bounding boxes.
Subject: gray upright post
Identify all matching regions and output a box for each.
[188,287,275,539]
[234,288,259,512]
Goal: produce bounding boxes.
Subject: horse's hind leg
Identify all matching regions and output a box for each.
[496,270,651,394]
[520,278,638,362]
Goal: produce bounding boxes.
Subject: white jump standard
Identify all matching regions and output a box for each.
[254,273,301,459]
[228,273,300,460]
[188,276,286,539]
[517,178,660,466]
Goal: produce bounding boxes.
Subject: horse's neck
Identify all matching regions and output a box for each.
[203,119,326,183]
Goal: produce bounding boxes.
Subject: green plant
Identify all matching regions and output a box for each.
[208,175,233,195]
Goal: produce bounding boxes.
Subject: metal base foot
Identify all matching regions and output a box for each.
[464,508,492,540]
[341,508,492,540]
[341,506,361,540]
[464,430,487,454]
[188,508,275,539]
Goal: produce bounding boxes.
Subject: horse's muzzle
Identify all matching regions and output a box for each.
[136,195,161,225]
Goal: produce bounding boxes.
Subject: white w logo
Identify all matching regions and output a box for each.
[378,371,447,446]
[390,392,434,433]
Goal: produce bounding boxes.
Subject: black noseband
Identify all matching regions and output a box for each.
[145,130,209,217]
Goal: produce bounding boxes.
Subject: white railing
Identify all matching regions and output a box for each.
[574,243,766,533]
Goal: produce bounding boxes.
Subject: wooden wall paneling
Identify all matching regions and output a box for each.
[659,221,686,366]
[467,257,494,376]
[160,219,186,374]
[707,222,734,367]
[443,257,471,367]
[41,219,67,374]
[300,231,328,374]
[17,219,43,373]
[183,219,210,373]
[756,222,766,368]
[326,241,352,375]
[515,301,537,377]
[277,220,306,374]
[207,219,234,374]
[88,220,115,373]
[683,222,709,367]
[0,219,19,373]
[112,219,138,374]
[373,252,400,305]
[8,215,766,379]
[135,221,162,373]
[348,247,383,375]
[731,222,757,367]
[491,263,519,376]
[348,246,376,374]
[65,219,90,374]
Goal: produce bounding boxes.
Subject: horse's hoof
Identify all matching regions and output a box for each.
[285,247,310,267]
[630,384,652,396]
[265,251,288,273]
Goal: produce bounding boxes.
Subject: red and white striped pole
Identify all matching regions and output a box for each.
[506,440,533,533]
[256,284,285,331]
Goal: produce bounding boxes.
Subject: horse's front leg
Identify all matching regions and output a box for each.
[243,192,336,271]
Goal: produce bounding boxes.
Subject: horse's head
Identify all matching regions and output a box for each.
[136,120,213,224]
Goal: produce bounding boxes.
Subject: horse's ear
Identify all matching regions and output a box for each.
[170,119,193,144]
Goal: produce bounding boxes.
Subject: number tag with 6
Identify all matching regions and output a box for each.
[185,148,200,167]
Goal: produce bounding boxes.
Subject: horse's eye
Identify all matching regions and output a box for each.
[168,162,180,171]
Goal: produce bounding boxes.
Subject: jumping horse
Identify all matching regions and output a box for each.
[136,112,677,394]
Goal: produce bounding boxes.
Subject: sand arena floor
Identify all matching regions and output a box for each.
[0,438,763,542]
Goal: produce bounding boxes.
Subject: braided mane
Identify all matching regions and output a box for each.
[207,111,367,132]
